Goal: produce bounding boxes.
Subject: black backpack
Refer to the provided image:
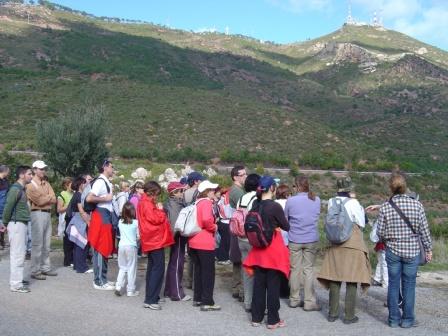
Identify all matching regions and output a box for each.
[83,177,110,213]
[244,201,274,248]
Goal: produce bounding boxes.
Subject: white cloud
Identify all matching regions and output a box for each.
[267,0,332,13]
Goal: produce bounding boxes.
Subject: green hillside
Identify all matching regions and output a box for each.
[0,2,447,171]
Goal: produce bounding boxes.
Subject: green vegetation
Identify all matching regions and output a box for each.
[36,103,109,176]
[0,3,447,172]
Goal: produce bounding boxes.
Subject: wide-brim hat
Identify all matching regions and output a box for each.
[198,180,219,193]
[336,176,354,192]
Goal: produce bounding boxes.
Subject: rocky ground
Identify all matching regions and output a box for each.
[0,249,447,336]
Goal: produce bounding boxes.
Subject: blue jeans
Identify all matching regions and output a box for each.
[386,248,419,328]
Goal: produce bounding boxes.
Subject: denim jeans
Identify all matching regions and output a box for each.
[386,248,419,328]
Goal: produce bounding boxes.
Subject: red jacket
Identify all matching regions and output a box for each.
[188,198,217,251]
[137,194,174,252]
[243,230,290,279]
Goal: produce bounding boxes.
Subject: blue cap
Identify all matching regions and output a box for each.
[259,175,277,192]
[179,177,188,185]
[187,171,205,184]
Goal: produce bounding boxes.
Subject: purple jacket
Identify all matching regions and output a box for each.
[285,193,320,244]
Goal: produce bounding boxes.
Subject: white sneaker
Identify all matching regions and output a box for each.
[93,283,115,291]
[127,291,140,297]
[84,269,93,274]
[181,295,192,301]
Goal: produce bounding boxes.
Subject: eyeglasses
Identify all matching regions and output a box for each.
[237,173,247,177]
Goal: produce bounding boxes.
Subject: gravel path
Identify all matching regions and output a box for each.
[0,250,446,336]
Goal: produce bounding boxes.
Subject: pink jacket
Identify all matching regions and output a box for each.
[188,198,217,251]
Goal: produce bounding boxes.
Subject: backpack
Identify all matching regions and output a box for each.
[229,194,256,237]
[83,177,110,213]
[324,197,354,244]
[244,201,273,248]
[174,199,206,237]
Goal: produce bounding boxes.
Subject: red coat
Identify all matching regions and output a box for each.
[188,198,217,251]
[137,194,174,252]
[243,230,290,279]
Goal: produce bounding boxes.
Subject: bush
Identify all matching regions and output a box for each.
[36,103,109,177]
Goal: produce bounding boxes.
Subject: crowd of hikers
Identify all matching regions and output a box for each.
[0,160,433,329]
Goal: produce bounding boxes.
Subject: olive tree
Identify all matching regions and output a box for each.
[36,104,109,177]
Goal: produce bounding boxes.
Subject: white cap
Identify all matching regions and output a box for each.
[32,160,48,169]
[198,180,219,193]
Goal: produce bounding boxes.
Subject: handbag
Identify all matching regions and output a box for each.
[388,198,427,266]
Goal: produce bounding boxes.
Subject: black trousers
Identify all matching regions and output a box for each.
[215,221,230,261]
[63,235,74,266]
[251,267,282,325]
[189,248,215,305]
[144,248,165,305]
[73,244,88,273]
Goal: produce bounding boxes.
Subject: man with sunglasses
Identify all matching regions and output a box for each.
[26,160,57,280]
[86,160,116,290]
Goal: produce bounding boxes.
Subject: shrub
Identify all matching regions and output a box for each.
[36,103,109,177]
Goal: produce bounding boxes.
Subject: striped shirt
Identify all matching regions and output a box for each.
[377,194,432,259]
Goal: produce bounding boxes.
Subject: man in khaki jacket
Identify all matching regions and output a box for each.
[26,160,57,280]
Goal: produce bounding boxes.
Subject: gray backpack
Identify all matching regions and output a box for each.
[325,197,354,244]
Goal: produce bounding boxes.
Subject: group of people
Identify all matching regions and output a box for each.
[0,161,433,329]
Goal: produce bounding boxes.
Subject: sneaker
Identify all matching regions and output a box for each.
[200,304,221,311]
[303,303,322,312]
[31,273,46,280]
[181,295,192,301]
[289,301,304,308]
[11,286,30,293]
[115,286,122,296]
[327,315,338,322]
[84,269,93,274]
[93,283,115,291]
[42,270,58,276]
[144,303,162,310]
[127,291,140,297]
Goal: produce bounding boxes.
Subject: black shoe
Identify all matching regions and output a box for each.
[25,252,31,260]
[327,315,338,322]
[232,293,240,299]
[343,316,359,324]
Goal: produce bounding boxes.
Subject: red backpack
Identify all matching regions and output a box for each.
[229,194,256,237]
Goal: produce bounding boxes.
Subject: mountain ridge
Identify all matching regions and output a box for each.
[0,2,447,172]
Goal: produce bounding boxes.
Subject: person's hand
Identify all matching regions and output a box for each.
[0,224,6,233]
[426,251,433,263]
[156,202,163,210]
[366,205,380,213]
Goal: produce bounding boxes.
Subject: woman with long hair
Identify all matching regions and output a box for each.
[138,181,174,310]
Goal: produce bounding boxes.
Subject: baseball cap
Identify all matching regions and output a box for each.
[167,181,187,194]
[259,175,278,192]
[187,171,205,184]
[32,160,48,169]
[198,180,219,193]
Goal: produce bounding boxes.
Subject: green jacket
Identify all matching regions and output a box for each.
[2,182,30,225]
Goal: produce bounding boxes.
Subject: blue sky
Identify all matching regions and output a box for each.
[49,0,448,50]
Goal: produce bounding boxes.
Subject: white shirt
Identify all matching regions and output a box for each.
[90,174,113,212]
[328,196,365,228]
